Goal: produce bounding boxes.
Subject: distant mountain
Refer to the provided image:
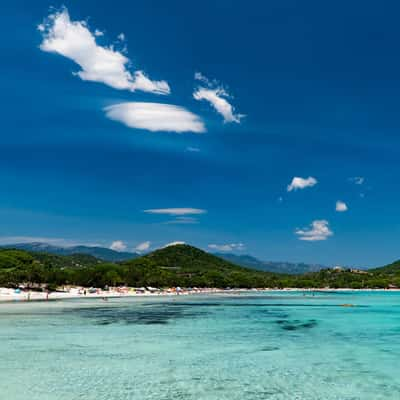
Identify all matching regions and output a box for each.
[214,253,328,275]
[0,242,139,262]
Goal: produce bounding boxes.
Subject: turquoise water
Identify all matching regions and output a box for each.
[1,291,400,399]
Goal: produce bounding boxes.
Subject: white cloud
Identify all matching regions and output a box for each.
[193,73,243,123]
[208,243,245,252]
[295,220,333,241]
[38,8,170,94]
[134,241,151,252]
[335,201,348,212]
[144,208,206,216]
[194,72,210,83]
[287,176,317,192]
[110,240,127,251]
[349,176,364,185]
[163,241,186,248]
[186,146,200,152]
[104,102,205,133]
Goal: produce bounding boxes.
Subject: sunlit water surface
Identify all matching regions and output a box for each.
[1,291,400,399]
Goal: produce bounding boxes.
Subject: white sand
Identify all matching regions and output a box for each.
[0,287,226,303]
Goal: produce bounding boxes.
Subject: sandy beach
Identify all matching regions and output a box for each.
[1,286,399,303]
[0,287,229,303]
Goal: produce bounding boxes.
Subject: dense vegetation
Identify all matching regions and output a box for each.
[0,245,399,290]
[369,260,400,275]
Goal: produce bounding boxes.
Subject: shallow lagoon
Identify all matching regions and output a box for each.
[1,291,400,399]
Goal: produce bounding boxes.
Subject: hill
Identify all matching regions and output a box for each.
[214,253,327,274]
[370,260,400,275]
[0,249,102,270]
[0,248,104,288]
[120,244,282,288]
[0,242,139,262]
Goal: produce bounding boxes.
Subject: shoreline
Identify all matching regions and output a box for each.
[1,287,400,303]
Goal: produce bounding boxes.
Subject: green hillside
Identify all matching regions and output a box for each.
[370,260,400,275]
[120,244,283,288]
[0,249,102,288]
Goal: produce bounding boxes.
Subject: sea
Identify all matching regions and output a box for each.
[1,291,399,399]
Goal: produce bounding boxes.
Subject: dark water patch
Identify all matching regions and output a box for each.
[260,346,280,352]
[302,320,318,328]
[255,309,289,318]
[276,319,318,331]
[67,304,208,326]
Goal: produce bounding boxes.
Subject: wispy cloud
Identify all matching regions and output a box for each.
[185,146,200,152]
[38,8,170,94]
[208,243,245,252]
[335,201,348,212]
[349,176,365,185]
[110,240,127,251]
[295,220,333,241]
[193,72,244,123]
[134,241,151,252]
[104,102,205,133]
[287,176,317,192]
[144,208,206,216]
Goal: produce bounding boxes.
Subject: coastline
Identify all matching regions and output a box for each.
[1,286,400,303]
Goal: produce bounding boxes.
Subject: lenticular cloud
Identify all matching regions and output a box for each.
[38,8,170,94]
[193,72,243,123]
[104,102,206,133]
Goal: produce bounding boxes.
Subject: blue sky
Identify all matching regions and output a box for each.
[2,0,400,266]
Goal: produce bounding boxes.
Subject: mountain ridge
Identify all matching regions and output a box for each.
[0,242,139,262]
[214,252,329,274]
